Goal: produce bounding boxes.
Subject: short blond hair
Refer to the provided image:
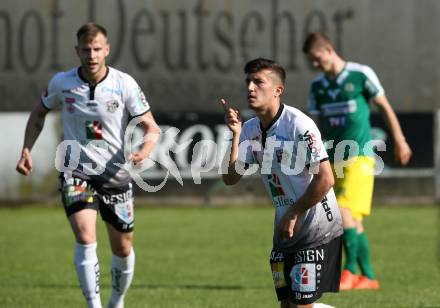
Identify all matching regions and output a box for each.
[302,32,333,54]
[76,22,108,42]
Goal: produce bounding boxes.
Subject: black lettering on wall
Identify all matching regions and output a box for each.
[131,9,155,70]
[88,0,96,22]
[49,0,64,71]
[0,11,13,71]
[161,10,189,71]
[213,12,234,72]
[303,10,328,38]
[303,10,328,70]
[194,0,210,71]
[272,0,297,70]
[107,0,126,65]
[333,9,354,56]
[18,11,44,73]
[240,11,264,62]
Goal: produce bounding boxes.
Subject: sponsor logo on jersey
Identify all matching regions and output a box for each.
[87,102,98,112]
[321,100,357,116]
[64,97,75,113]
[102,86,122,95]
[267,174,294,207]
[114,201,134,224]
[86,121,103,140]
[101,189,133,204]
[62,87,83,95]
[270,251,284,262]
[64,98,76,113]
[106,100,120,113]
[294,248,324,263]
[320,195,334,221]
[268,173,285,197]
[291,263,316,292]
[62,178,95,206]
[344,82,355,92]
[298,130,321,160]
[327,88,340,100]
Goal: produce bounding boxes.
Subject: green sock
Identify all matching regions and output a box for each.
[342,227,358,274]
[357,232,375,279]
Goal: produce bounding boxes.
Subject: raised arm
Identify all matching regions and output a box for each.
[16,103,50,176]
[220,99,244,186]
[372,95,412,165]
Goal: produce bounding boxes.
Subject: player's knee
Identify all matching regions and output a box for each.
[112,242,133,257]
[113,247,132,257]
[76,233,97,245]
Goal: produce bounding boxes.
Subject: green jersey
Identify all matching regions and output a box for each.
[307,62,384,162]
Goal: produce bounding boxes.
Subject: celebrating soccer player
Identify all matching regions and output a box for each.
[302,32,412,290]
[16,22,160,308]
[221,58,343,308]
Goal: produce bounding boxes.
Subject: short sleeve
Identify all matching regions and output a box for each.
[41,73,62,110]
[295,115,328,167]
[123,74,150,117]
[362,65,385,100]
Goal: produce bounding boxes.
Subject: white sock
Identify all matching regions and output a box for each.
[74,242,102,308]
[108,247,135,308]
[314,303,335,308]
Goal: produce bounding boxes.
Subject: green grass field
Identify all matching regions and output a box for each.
[0,205,439,308]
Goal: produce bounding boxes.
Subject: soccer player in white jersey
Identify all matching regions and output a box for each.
[221,58,343,308]
[16,22,160,308]
[303,33,412,291]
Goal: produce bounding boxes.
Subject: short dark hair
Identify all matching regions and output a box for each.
[302,32,333,54]
[76,22,108,42]
[244,58,286,85]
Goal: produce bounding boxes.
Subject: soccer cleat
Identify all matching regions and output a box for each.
[353,276,380,290]
[339,269,359,290]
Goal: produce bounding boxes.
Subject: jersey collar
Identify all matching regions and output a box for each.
[259,103,284,148]
[326,63,350,85]
[77,66,110,85]
[259,103,284,133]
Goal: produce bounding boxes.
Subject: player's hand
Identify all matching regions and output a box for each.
[16,148,33,176]
[394,140,412,166]
[278,210,302,240]
[129,151,148,167]
[219,99,242,135]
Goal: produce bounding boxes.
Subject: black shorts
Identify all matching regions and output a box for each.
[269,236,342,305]
[60,174,134,233]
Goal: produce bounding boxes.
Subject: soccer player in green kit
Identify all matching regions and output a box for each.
[302,33,412,290]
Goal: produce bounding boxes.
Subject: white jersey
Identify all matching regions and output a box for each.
[238,104,342,252]
[41,66,150,187]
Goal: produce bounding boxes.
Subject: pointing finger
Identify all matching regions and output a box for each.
[219,98,229,112]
